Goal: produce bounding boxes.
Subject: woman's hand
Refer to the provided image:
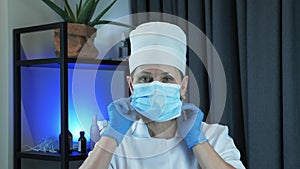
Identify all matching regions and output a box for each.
[102,98,138,145]
[177,103,208,149]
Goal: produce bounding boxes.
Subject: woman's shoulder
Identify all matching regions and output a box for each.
[201,122,242,160]
[201,122,236,151]
[201,122,230,139]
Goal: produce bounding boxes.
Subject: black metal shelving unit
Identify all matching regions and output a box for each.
[13,22,127,169]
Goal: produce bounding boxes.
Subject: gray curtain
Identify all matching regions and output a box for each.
[130,0,300,168]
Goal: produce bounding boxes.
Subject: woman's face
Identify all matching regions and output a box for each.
[127,64,188,99]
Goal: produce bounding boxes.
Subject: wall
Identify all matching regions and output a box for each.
[0,0,131,168]
[0,0,10,168]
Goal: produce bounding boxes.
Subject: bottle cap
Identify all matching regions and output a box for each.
[121,32,126,41]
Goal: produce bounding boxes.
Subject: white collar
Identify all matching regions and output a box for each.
[130,119,181,139]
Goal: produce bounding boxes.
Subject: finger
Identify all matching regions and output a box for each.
[116,99,130,112]
[126,110,138,121]
[183,109,197,120]
[181,103,198,112]
[176,111,186,122]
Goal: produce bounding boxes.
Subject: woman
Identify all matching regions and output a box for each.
[80,22,245,169]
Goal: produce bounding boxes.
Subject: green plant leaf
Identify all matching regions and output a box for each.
[64,8,76,22]
[86,0,101,23]
[42,0,73,22]
[77,0,96,24]
[64,0,75,21]
[76,0,91,21]
[90,20,135,28]
[90,0,116,26]
[76,0,83,20]
[76,4,79,19]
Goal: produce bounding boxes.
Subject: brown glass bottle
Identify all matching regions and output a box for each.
[59,130,73,153]
[78,131,87,153]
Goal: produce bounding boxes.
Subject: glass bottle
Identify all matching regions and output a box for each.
[78,131,87,153]
[90,114,100,150]
[119,32,128,59]
[59,130,73,153]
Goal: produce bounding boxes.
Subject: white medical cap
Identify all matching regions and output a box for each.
[129,22,187,75]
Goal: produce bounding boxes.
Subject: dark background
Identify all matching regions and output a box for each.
[130,0,300,168]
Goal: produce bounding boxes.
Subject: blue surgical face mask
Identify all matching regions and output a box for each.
[131,81,182,122]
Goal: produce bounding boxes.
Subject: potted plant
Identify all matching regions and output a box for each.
[42,0,133,58]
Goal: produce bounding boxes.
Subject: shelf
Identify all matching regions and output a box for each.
[14,22,129,169]
[16,58,129,71]
[17,151,88,161]
[16,58,60,66]
[68,58,129,71]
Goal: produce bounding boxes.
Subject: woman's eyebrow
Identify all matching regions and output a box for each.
[133,71,152,79]
[160,72,174,76]
[136,71,152,75]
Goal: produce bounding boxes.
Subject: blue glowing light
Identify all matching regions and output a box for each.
[21,62,127,144]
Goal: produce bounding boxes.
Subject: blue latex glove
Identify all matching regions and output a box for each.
[102,98,137,145]
[177,103,208,149]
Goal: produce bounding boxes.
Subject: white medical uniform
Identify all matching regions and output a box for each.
[107,120,245,169]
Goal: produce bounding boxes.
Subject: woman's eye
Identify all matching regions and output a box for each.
[138,76,153,83]
[161,76,174,83]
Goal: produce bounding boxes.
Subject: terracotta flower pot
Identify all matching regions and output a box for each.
[54,23,99,58]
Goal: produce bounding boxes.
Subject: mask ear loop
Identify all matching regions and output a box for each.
[179,78,188,121]
[179,76,187,101]
[180,95,185,100]
[127,75,134,96]
[180,77,188,120]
